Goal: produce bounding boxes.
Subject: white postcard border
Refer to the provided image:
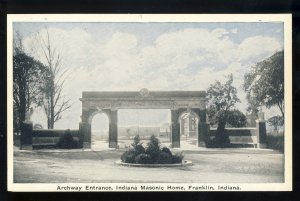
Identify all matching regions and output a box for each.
[7,14,293,192]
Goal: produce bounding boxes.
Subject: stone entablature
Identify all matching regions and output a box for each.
[82,100,205,111]
[80,91,206,110]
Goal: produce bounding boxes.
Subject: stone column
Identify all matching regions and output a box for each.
[80,122,91,148]
[171,109,180,148]
[109,110,118,148]
[256,112,267,148]
[198,122,210,147]
[20,121,33,150]
[199,109,206,123]
[192,108,208,147]
[78,122,86,148]
[256,120,267,148]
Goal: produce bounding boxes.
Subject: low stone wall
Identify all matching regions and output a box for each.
[20,121,81,150]
[207,118,267,148]
[209,128,257,146]
[32,129,79,137]
[32,129,80,147]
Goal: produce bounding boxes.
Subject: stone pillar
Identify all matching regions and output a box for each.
[20,121,33,150]
[171,109,180,148]
[198,122,210,147]
[192,108,208,147]
[78,122,86,148]
[256,113,267,148]
[199,109,206,123]
[80,122,91,148]
[109,110,118,148]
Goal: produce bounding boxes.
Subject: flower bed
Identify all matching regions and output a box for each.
[119,135,190,166]
[115,159,193,167]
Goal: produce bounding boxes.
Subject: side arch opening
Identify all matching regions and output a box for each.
[90,112,110,149]
[178,111,199,147]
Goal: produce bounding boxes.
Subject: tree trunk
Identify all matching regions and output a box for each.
[47,115,51,129]
[216,121,226,136]
[50,92,54,129]
[214,120,230,147]
[277,101,284,119]
[19,85,26,131]
[49,80,55,129]
[279,106,284,120]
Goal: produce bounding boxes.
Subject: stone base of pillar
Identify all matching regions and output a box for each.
[198,122,210,147]
[197,141,206,147]
[257,143,267,149]
[21,144,32,150]
[20,121,33,150]
[172,141,180,148]
[83,142,91,149]
[109,142,118,148]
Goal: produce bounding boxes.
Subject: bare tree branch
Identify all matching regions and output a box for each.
[37,28,71,128]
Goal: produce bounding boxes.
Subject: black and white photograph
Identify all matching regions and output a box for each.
[7,14,292,191]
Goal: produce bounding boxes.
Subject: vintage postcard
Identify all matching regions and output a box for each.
[7,14,292,191]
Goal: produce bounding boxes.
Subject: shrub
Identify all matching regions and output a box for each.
[145,134,161,161]
[208,130,232,148]
[135,153,152,164]
[57,129,77,149]
[135,144,145,155]
[161,147,172,155]
[267,135,284,152]
[121,149,136,163]
[131,135,141,148]
[157,152,173,164]
[120,134,185,164]
[172,152,184,163]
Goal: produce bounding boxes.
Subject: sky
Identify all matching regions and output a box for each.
[13,22,284,130]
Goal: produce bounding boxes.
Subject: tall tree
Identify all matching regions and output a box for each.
[38,29,71,129]
[245,93,260,117]
[267,115,284,134]
[244,50,284,118]
[13,33,47,131]
[207,74,246,147]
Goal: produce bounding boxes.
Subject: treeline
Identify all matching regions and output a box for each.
[206,50,284,147]
[13,29,71,132]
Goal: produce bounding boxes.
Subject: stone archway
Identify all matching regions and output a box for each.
[80,108,118,148]
[79,89,207,148]
[170,108,206,147]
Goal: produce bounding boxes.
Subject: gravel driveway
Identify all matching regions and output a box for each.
[13,147,284,183]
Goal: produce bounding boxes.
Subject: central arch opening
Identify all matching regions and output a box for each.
[118,109,171,148]
[91,112,109,149]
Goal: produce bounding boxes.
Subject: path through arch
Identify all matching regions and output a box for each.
[179,111,200,149]
[91,112,109,150]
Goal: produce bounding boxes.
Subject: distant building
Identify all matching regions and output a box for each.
[118,125,168,139]
[180,113,198,137]
[159,123,171,138]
